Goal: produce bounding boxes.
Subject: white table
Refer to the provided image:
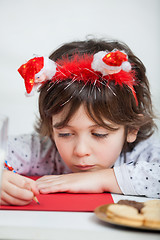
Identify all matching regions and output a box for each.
[0,194,159,240]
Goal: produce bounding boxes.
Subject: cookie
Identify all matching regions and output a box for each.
[105,199,160,229]
[117,200,144,212]
[143,211,160,228]
[144,199,160,208]
[141,206,157,214]
[107,204,144,227]
[141,200,160,228]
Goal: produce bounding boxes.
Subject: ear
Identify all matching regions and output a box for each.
[126,129,139,143]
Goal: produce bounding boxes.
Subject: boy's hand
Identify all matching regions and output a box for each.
[36,169,122,194]
[0,170,39,205]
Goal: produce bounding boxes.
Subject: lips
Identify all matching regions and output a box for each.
[74,164,95,171]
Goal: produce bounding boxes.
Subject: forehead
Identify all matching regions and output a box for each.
[52,104,120,130]
[52,104,92,125]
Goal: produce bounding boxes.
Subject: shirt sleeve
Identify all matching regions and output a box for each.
[114,137,160,198]
[6,133,71,176]
[7,134,33,175]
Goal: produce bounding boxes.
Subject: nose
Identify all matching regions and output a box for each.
[73,136,91,157]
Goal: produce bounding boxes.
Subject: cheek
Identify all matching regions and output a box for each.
[96,146,120,168]
[53,137,72,164]
[97,134,125,167]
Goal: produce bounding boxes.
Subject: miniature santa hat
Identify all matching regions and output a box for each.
[92,50,131,75]
[18,56,57,94]
[91,50,137,105]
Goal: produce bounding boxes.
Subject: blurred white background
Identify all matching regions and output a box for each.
[0,0,159,137]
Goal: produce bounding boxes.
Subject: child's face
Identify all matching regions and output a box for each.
[52,105,135,172]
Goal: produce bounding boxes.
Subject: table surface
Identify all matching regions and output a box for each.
[0,194,159,240]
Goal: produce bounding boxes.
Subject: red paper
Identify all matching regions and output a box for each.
[0,176,114,212]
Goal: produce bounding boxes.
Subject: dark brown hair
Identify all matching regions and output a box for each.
[36,38,156,152]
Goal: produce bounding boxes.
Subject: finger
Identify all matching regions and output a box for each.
[5,171,39,196]
[36,175,62,183]
[39,184,64,194]
[39,181,71,194]
[37,178,66,190]
[21,177,39,196]
[36,175,66,186]
[3,181,34,201]
[7,172,27,188]
[36,176,53,184]
[0,198,9,205]
[24,182,31,190]
[6,172,38,194]
[1,190,32,206]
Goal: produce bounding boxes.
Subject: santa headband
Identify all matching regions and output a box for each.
[18,49,138,105]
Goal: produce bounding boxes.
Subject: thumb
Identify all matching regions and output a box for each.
[24,180,39,196]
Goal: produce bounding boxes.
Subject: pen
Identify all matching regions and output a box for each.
[4,160,40,204]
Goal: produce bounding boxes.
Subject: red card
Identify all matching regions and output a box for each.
[0,176,114,212]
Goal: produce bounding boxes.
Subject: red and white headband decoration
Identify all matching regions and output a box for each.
[18,49,138,105]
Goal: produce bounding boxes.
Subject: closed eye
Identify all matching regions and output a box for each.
[92,133,108,138]
[58,133,72,137]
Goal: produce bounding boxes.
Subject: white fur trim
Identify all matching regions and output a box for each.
[92,51,121,75]
[35,57,57,79]
[121,61,131,72]
[91,51,108,75]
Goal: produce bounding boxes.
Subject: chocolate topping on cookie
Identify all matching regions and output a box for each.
[117,200,144,212]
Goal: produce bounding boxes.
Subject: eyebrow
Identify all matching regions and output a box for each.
[53,123,68,129]
[53,123,99,129]
[53,123,119,130]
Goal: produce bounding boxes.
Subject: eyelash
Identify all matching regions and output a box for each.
[58,133,108,138]
[58,133,71,137]
[92,133,108,138]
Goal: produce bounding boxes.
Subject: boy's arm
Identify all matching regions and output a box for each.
[114,161,160,198]
[36,169,122,194]
[114,138,160,198]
